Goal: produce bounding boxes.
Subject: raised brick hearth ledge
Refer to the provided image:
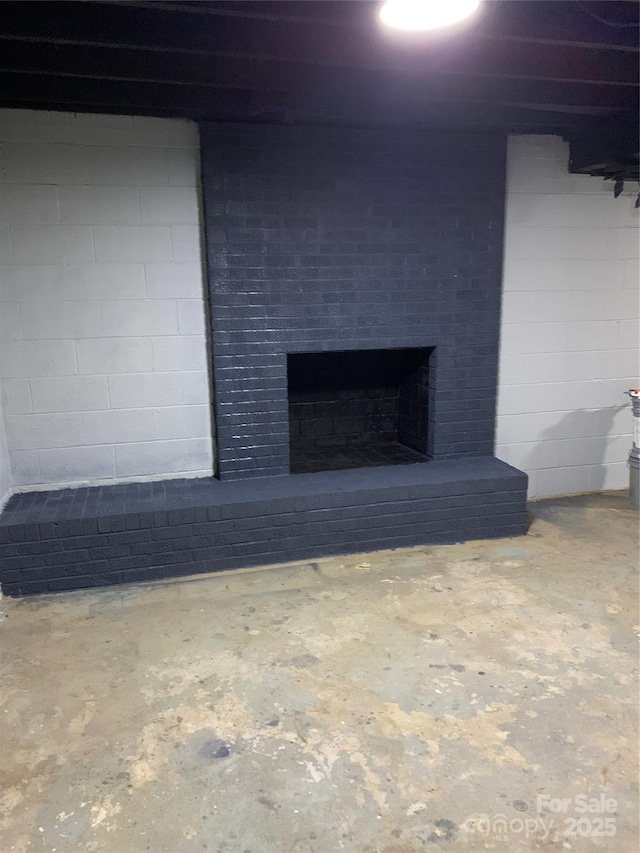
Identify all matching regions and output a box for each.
[0,458,527,596]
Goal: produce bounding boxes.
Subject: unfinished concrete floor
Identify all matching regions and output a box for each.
[0,492,638,852]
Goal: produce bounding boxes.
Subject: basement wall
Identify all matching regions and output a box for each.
[497,136,639,498]
[0,385,10,508]
[0,110,213,489]
[0,111,637,498]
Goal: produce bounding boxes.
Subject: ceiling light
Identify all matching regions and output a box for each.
[379,0,481,31]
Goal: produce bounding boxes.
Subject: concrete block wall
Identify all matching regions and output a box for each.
[0,385,9,508]
[497,136,639,498]
[0,109,214,489]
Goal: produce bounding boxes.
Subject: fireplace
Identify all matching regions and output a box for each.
[0,123,528,596]
[200,123,511,482]
[288,348,432,473]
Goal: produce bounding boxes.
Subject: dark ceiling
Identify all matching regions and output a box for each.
[0,0,638,139]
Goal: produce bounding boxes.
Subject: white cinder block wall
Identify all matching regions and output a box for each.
[497,136,639,498]
[0,386,9,507]
[0,109,213,489]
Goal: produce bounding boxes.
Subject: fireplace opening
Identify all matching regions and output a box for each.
[288,348,432,474]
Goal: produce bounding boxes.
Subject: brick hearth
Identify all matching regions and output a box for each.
[0,458,526,595]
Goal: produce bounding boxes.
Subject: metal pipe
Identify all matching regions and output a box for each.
[625,389,640,510]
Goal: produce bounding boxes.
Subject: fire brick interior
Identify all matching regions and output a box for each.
[288,348,431,474]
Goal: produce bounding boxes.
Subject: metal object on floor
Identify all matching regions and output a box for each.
[625,388,640,509]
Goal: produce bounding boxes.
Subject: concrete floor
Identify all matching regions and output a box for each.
[0,492,637,853]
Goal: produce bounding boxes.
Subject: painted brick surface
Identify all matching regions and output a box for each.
[498,136,639,498]
[0,109,214,490]
[200,123,508,480]
[0,457,527,595]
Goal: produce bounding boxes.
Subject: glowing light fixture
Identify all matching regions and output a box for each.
[379,0,481,31]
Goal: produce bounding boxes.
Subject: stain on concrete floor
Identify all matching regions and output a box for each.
[0,492,638,852]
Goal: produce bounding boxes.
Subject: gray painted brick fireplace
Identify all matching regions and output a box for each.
[0,123,527,595]
[201,123,508,479]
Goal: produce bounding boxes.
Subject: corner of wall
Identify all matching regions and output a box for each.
[0,384,12,512]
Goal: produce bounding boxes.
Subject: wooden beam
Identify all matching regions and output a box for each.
[0,71,598,132]
[102,1,640,51]
[0,41,633,112]
[1,1,637,64]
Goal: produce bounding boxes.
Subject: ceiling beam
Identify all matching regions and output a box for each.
[1,1,638,63]
[0,42,633,113]
[100,1,640,51]
[0,71,597,133]
[5,32,634,88]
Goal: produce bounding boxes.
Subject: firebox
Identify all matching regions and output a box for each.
[288,348,432,473]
